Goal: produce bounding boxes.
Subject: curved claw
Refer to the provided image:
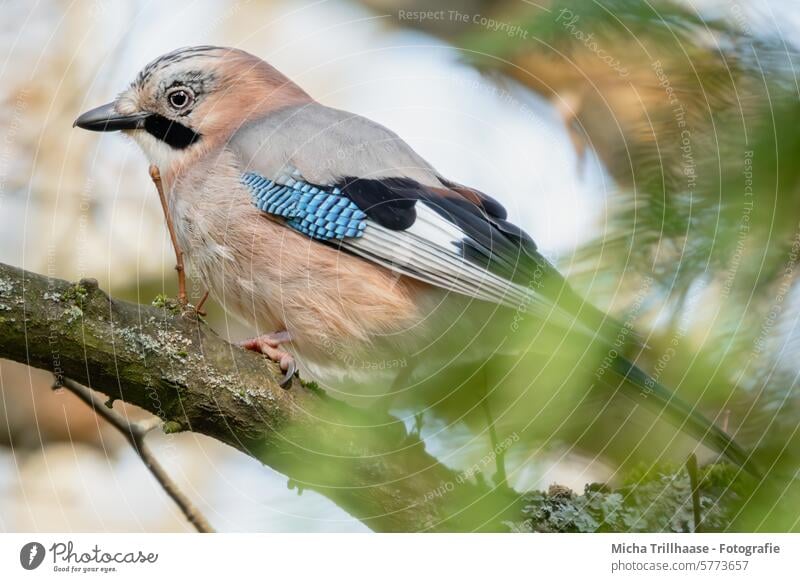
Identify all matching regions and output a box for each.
[239,332,297,389]
[279,358,297,389]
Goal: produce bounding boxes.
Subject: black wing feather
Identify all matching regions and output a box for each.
[337,176,418,231]
[334,174,632,345]
[335,175,531,281]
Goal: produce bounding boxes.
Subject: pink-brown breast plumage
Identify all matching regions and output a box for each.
[166,147,427,371]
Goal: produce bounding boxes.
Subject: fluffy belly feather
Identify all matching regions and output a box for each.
[175,190,428,361]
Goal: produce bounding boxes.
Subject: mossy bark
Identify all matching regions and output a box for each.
[0,262,523,532]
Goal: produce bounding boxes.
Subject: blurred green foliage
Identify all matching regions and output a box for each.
[375,0,800,530]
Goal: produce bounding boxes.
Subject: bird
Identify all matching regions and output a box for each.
[74,45,757,480]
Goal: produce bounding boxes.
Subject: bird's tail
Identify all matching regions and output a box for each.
[610,356,759,477]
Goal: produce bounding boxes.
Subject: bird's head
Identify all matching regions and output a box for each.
[74,45,310,171]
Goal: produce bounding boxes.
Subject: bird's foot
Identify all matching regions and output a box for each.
[240,331,296,389]
[193,290,209,317]
[179,299,205,320]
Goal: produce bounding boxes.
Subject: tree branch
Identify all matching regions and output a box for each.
[58,376,215,533]
[0,261,522,532]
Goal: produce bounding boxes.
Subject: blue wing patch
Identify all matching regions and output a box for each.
[241,172,367,240]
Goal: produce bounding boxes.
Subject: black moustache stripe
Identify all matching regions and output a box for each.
[144,114,201,149]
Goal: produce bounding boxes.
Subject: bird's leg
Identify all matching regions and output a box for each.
[149,165,187,306]
[240,331,296,389]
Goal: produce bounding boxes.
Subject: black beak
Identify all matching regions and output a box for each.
[73,102,150,132]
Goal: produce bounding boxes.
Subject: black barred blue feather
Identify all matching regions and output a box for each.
[241,172,367,240]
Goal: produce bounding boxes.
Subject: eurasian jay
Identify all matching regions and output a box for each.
[75,46,754,476]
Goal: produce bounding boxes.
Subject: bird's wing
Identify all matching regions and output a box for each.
[232,103,615,336]
[239,169,541,310]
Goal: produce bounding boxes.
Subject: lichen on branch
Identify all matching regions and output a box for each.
[0,261,524,532]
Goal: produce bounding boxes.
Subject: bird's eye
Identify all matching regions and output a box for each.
[167,89,192,110]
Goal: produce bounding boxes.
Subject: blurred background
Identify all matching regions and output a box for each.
[1,0,800,531]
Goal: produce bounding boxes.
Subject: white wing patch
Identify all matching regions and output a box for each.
[344,204,594,335]
[344,203,538,310]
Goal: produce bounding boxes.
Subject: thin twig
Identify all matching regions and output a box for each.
[149,165,187,305]
[480,380,507,486]
[58,376,215,533]
[686,453,702,533]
